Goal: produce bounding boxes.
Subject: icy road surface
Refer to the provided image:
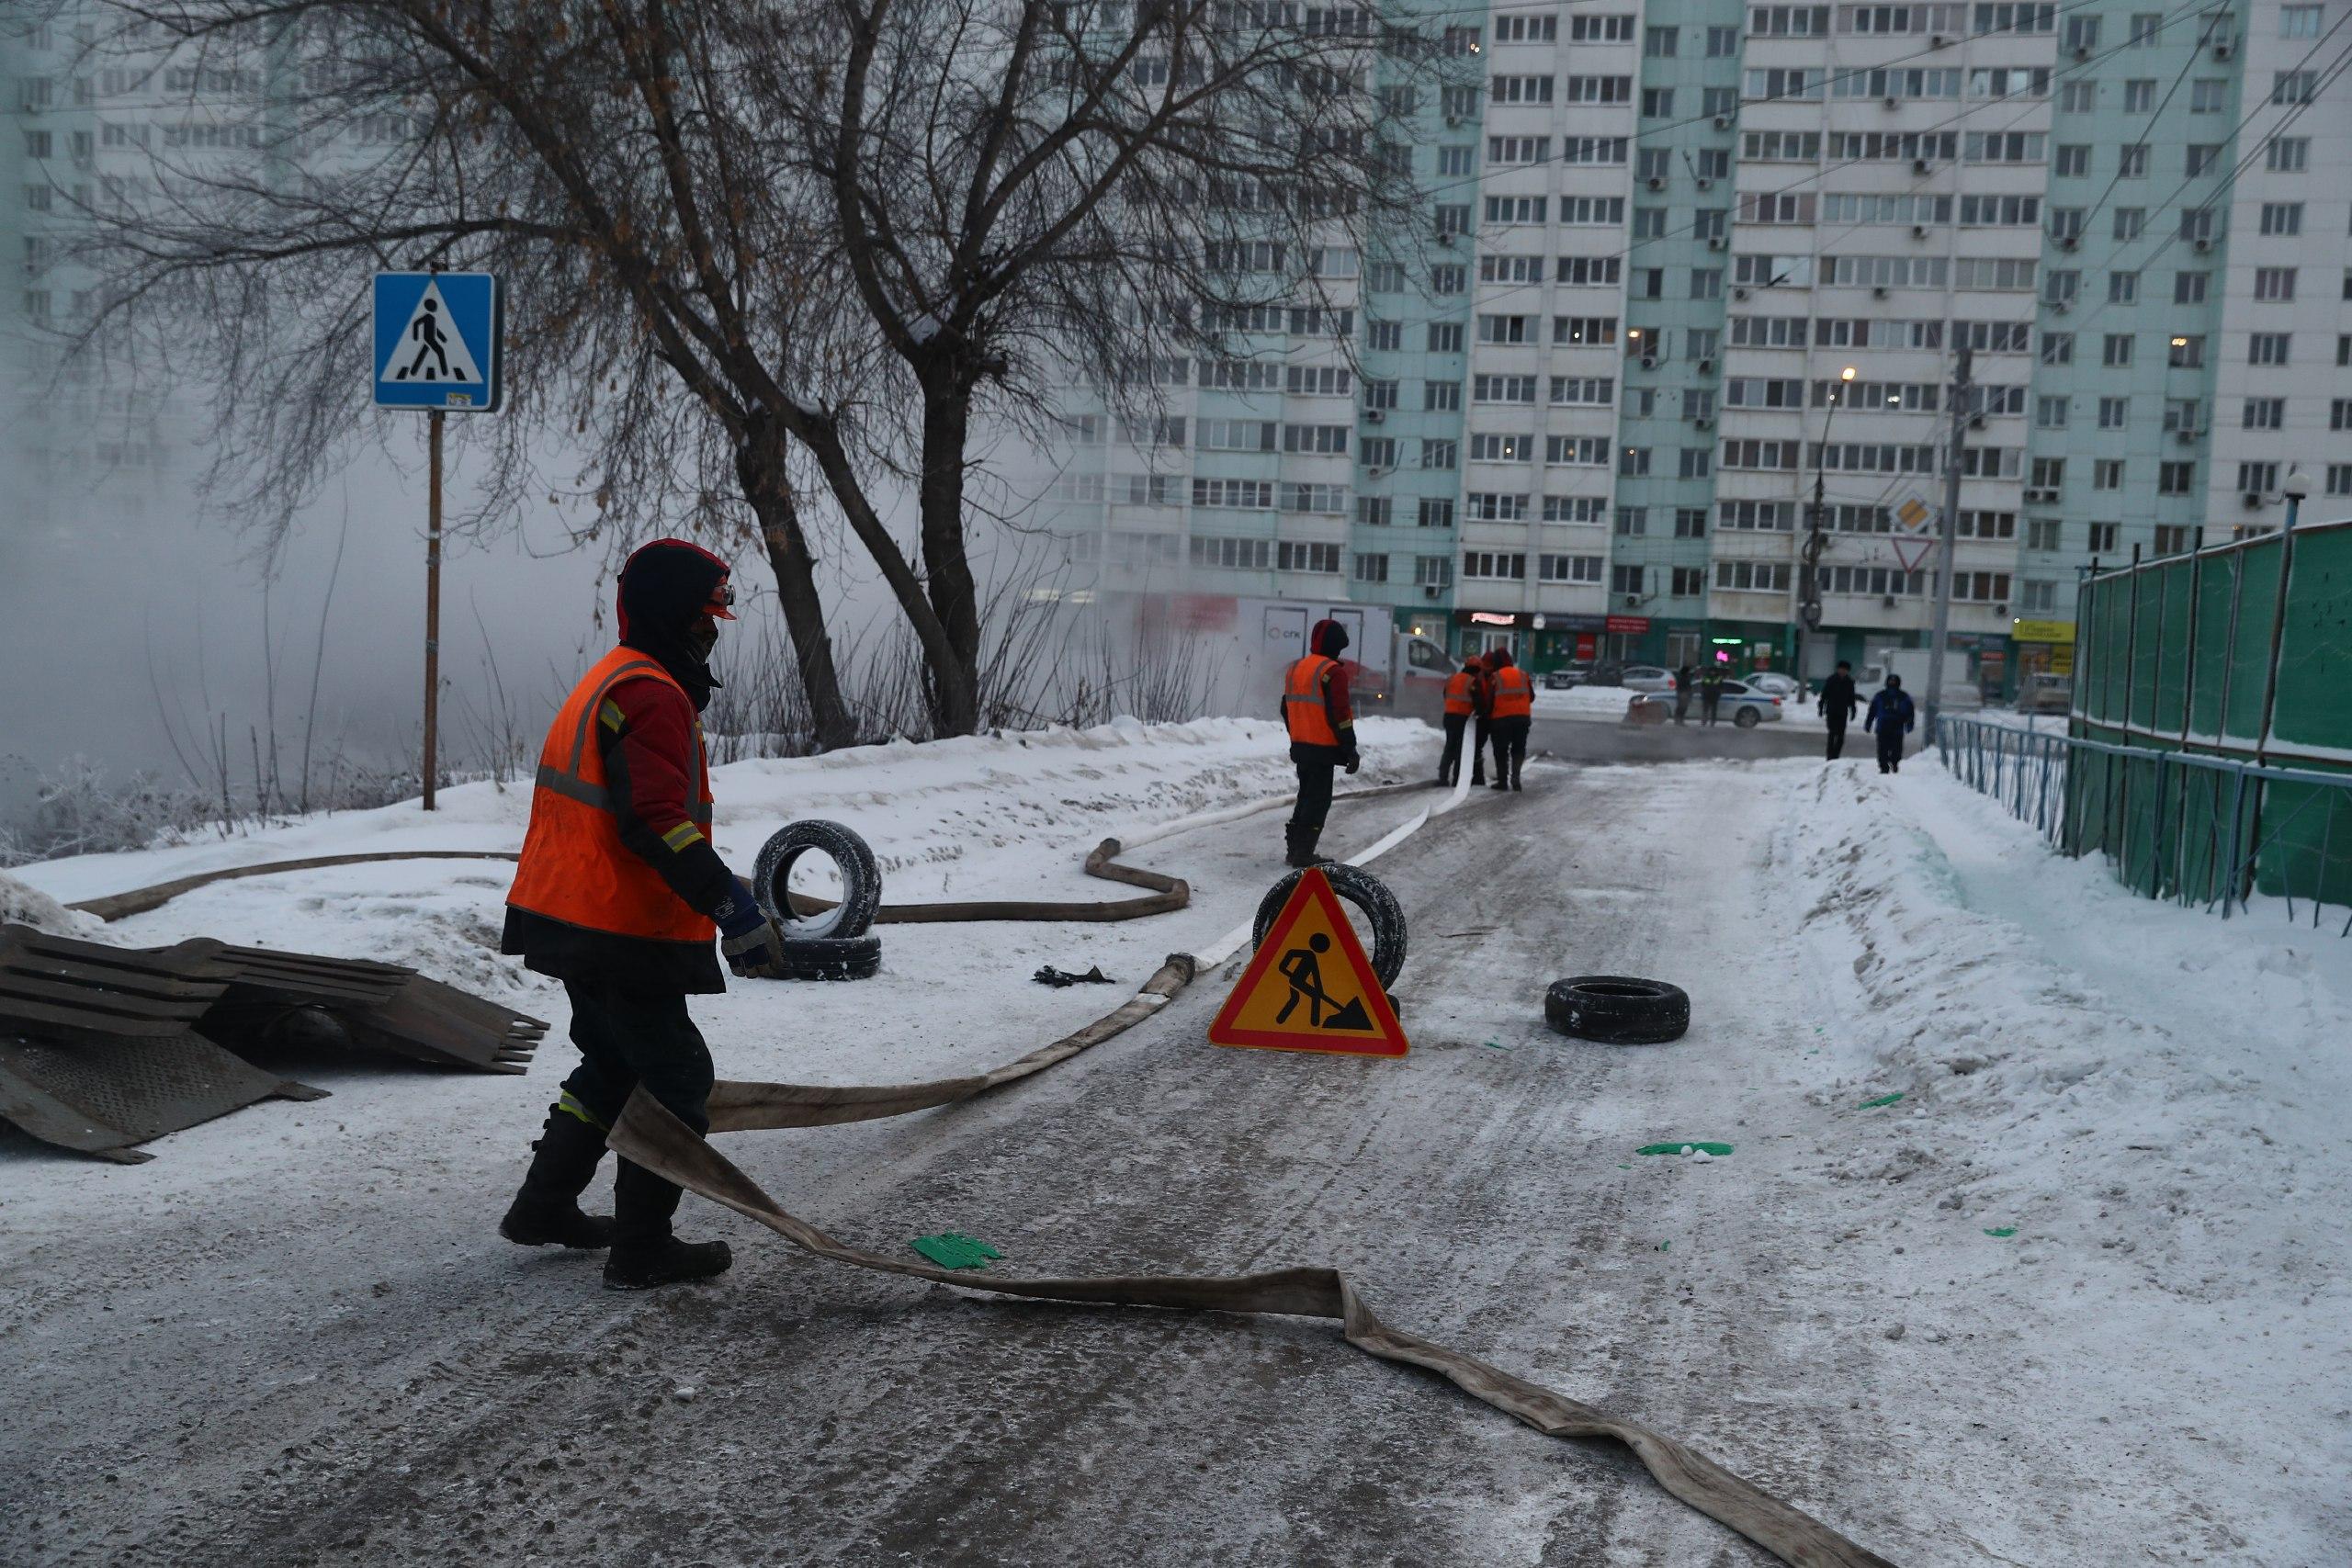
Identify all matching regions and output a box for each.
[4,726,2346,1566]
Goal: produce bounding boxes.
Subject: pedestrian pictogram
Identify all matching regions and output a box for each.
[1209,868,1408,1056]
[373,271,503,412]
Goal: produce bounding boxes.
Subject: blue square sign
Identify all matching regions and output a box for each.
[373,271,503,412]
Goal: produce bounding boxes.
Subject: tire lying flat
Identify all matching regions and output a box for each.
[1544,976,1689,1044]
[770,933,883,982]
[1250,863,1408,990]
[753,820,882,941]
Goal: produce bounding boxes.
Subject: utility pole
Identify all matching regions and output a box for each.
[1923,345,1972,744]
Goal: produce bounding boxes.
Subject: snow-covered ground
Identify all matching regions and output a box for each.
[4,719,2346,1564]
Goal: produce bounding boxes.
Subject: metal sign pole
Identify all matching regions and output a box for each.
[1924,346,1972,743]
[424,409,444,811]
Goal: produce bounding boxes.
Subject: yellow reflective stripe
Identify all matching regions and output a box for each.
[661,821,706,851]
[556,1092,609,1132]
[533,763,609,808]
[599,700,626,731]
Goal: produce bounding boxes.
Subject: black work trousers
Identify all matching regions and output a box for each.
[1438,713,1469,784]
[1470,717,1493,782]
[558,977,716,1246]
[1490,716,1531,787]
[1288,743,1340,836]
[1875,727,1905,773]
[1826,716,1849,760]
[1701,694,1722,726]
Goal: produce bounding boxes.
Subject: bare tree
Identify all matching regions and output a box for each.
[73,0,1453,738]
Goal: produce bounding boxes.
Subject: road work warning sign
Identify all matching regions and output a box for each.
[1209,868,1408,1057]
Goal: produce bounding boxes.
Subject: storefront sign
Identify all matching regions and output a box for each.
[1604,615,1651,635]
[1466,611,1516,626]
[2011,618,2075,644]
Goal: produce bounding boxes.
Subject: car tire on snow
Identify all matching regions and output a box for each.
[769,933,884,982]
[752,820,882,940]
[1734,707,1761,729]
[1544,976,1689,1044]
[1251,863,1408,990]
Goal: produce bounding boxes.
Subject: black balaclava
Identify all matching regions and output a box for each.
[616,538,731,713]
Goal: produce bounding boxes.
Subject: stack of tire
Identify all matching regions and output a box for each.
[750,820,884,981]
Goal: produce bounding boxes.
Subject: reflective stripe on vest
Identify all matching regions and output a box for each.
[1442,670,1475,715]
[1490,666,1533,718]
[506,647,718,944]
[1283,654,1340,747]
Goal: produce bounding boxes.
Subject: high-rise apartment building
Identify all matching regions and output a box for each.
[1034,0,2350,689]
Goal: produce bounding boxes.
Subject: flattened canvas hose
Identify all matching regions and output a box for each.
[609,1088,1895,1568]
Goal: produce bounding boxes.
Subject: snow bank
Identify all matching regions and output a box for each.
[0,871,103,939]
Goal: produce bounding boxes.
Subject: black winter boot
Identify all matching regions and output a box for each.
[603,1158,731,1290]
[501,1106,616,1250]
[1284,824,1317,868]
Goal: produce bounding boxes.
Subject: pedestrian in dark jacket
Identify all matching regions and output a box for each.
[1280,617,1361,865]
[1864,674,1917,773]
[1818,661,1860,761]
[1467,650,1496,785]
[501,538,788,1292]
[1699,664,1726,726]
[1672,663,1694,725]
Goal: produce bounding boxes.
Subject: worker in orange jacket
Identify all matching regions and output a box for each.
[1435,657,1478,786]
[1468,649,1497,785]
[1281,618,1361,865]
[500,539,787,1292]
[1487,647,1534,792]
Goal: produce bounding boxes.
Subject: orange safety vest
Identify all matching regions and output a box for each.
[1283,654,1341,747]
[507,646,717,944]
[1442,669,1476,716]
[1489,665,1534,718]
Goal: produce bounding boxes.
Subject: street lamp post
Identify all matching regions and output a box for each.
[1796,365,1857,694]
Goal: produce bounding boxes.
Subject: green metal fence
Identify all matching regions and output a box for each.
[2064,517,2352,923]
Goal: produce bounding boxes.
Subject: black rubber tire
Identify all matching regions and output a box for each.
[1250,863,1408,989]
[1544,976,1689,1044]
[767,933,883,982]
[1734,706,1761,729]
[753,820,882,941]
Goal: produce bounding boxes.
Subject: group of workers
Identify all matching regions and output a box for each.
[1435,647,1533,793]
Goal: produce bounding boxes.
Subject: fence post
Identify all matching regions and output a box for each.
[2243,504,2302,908]
[2112,546,2143,866]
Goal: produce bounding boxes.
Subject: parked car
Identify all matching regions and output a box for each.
[1625,681,1785,728]
[1579,660,1625,688]
[1745,671,1803,699]
[2015,672,2074,715]
[1543,666,1581,691]
[1620,665,1676,694]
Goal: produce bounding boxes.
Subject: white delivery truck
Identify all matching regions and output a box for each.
[1222,598,1457,726]
[1860,648,1983,712]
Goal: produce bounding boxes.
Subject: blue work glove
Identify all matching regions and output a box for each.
[716,876,786,977]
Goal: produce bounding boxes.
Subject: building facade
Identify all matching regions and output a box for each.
[1030,0,2352,691]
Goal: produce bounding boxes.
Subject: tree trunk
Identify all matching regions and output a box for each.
[917,376,982,736]
[735,434,858,752]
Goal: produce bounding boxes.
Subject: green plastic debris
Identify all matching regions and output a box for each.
[911,1233,1003,1269]
[1482,1039,1510,1051]
[1859,1092,1905,1109]
[1635,1142,1734,1157]
[1656,1241,1671,1252]
[1983,1227,2017,1238]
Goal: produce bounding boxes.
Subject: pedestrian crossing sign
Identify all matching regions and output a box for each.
[1209,868,1408,1057]
[373,271,503,412]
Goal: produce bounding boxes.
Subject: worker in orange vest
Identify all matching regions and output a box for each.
[1281,618,1362,865]
[1487,646,1534,792]
[1435,656,1478,786]
[499,539,787,1292]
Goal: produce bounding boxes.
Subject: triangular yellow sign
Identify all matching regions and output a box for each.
[1208,868,1408,1057]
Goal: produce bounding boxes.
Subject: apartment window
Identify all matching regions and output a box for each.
[2260,202,2306,237]
[2021,581,2059,612]
[2254,268,2297,302]
[1473,375,1537,405]
[2164,398,2202,432]
[1484,196,1547,225]
[1548,435,1611,467]
[1467,433,1532,463]
[2098,397,2130,429]
[2283,4,2323,36]
[2045,270,2079,306]
[2089,521,2120,553]
[2154,525,2191,556]
[2158,462,2195,495]
[1414,556,1453,588]
[1490,74,1555,106]
[1568,14,1635,41]
[1488,136,1549,166]
[2030,457,2065,489]
[1361,436,1397,468]
[2123,80,2154,113]
[1611,564,1646,596]
[1645,24,1679,54]
[2118,144,2148,177]
[2129,11,2161,44]
[2238,462,2278,494]
[1555,257,1624,288]
[2113,208,2144,241]
[1283,423,1350,456]
[2334,400,2352,433]
[1713,560,1792,592]
[2248,333,2291,367]
[1465,492,1529,522]
[1419,498,1455,528]
[1667,567,1703,597]
[1709,25,1740,55]
[1691,270,1724,301]
[1614,509,1647,537]
[1368,321,1402,352]
[1478,314,1532,348]
[2244,398,2285,431]
[2053,144,2089,177]
[2168,335,2204,367]
[1566,197,1630,227]
[1353,553,1389,583]
[2035,396,2068,429]
[2040,332,2073,366]
[1641,88,1676,118]
[2027,519,2062,551]
[1277,542,1342,574]
[1426,380,1462,412]
[1550,377,1615,406]
[1554,316,1619,347]
[1747,68,1824,100]
[1618,446,1652,477]
[1544,496,1606,524]
[1190,536,1272,570]
[1463,551,1526,581]
[1438,146,1476,178]
[1718,501,1793,532]
[2187,144,2222,175]
[1356,498,1393,527]
[2268,137,2310,173]
[1428,322,1464,354]
[2059,81,2095,112]
[1431,265,1465,297]
[1286,366,1351,397]
[1366,262,1406,294]
[1632,208,1668,240]
[1422,438,1459,469]
[1193,479,1274,510]
[2190,79,2227,113]
[1541,553,1603,583]
[1679,447,1713,479]
[1564,74,1634,104]
[2343,335,2352,367]
[2102,333,2134,367]
[1965,131,2044,163]
[2175,272,2209,305]
[2275,72,2319,105]
[1493,14,1557,41]
[2109,273,2139,304]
